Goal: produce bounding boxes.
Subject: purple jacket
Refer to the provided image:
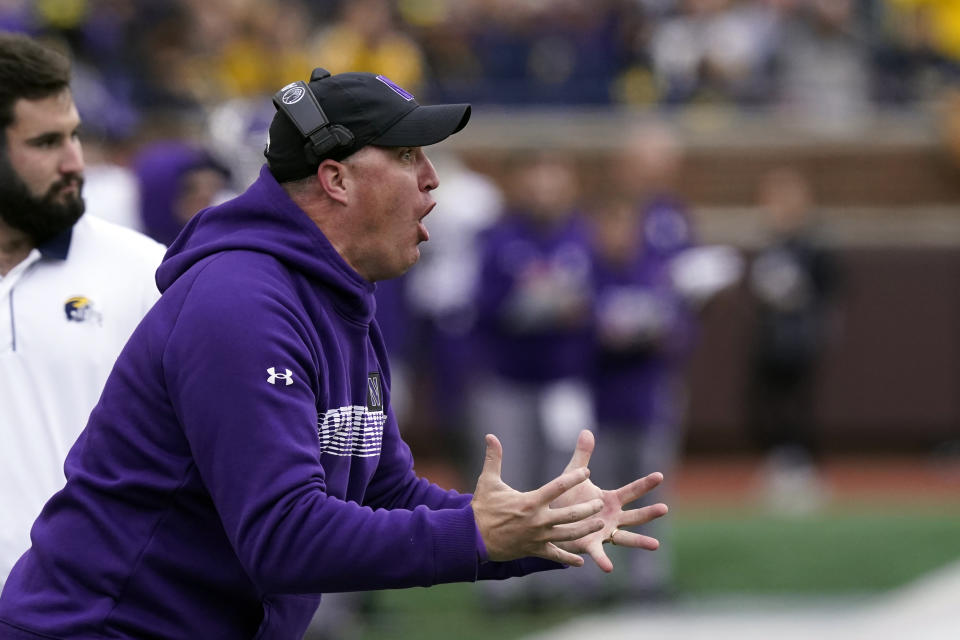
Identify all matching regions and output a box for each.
[0,167,555,639]
[591,196,697,428]
[474,212,594,383]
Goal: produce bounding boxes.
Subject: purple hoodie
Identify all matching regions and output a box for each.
[474,211,594,383]
[0,166,556,639]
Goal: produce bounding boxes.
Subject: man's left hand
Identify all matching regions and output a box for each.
[552,429,668,573]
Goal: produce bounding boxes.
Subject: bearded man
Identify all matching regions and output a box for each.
[0,32,165,587]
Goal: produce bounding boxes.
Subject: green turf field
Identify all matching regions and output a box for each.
[672,505,960,594]
[350,505,960,640]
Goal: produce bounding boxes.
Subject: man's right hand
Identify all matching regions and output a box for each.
[470,434,605,567]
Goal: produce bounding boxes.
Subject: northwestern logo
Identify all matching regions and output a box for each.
[267,367,294,386]
[376,75,414,101]
[281,84,305,105]
[64,296,102,325]
[367,372,383,411]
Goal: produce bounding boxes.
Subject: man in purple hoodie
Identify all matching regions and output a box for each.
[0,68,667,639]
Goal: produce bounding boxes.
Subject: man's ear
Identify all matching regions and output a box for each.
[316,159,349,206]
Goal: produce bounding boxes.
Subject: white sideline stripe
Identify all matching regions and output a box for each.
[522,560,960,640]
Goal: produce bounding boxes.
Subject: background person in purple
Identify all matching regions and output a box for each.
[468,152,598,607]
[0,69,667,639]
[585,122,738,601]
[132,140,232,246]
[587,194,693,601]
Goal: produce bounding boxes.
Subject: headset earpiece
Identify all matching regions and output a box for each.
[272,69,354,164]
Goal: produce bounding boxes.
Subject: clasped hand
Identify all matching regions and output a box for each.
[470,430,668,571]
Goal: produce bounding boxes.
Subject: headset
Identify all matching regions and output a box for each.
[272,68,355,163]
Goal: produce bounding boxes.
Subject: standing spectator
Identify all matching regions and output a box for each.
[596,121,740,596]
[587,122,703,599]
[586,194,690,600]
[0,32,165,586]
[469,152,596,606]
[748,166,839,513]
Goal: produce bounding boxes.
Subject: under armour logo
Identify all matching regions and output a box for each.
[267,367,294,386]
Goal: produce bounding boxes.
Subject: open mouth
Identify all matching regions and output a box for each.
[418,202,435,242]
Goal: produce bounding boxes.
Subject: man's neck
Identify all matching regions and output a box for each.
[0,220,34,277]
[283,182,364,279]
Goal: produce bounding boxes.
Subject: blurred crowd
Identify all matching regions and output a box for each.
[3,0,960,129]
[0,0,953,239]
[4,0,958,227]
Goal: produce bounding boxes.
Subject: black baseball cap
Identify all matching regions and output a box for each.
[265,69,471,182]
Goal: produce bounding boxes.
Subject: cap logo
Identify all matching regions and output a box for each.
[281,84,306,105]
[376,75,414,101]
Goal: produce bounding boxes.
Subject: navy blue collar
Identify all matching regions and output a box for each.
[37,225,73,260]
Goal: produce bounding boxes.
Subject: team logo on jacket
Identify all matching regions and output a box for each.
[64,296,102,325]
[315,372,386,458]
[367,372,383,411]
[317,405,385,458]
[267,367,294,386]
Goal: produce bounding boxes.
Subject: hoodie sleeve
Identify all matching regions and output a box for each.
[162,255,485,594]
